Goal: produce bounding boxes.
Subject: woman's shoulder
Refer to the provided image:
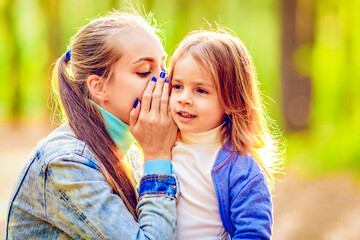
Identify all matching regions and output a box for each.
[34,123,99,168]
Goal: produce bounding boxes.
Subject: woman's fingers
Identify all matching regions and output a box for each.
[129,98,141,133]
[130,70,177,162]
[150,69,166,113]
[140,77,157,113]
[160,76,170,117]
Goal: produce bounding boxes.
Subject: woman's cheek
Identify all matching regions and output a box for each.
[132,79,146,103]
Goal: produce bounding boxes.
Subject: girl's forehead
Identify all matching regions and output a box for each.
[173,55,216,86]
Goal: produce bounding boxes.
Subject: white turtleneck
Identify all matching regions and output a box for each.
[172,125,229,240]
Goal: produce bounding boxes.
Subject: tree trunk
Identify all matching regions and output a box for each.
[4,0,22,127]
[281,0,315,131]
[41,0,61,120]
[172,0,191,43]
[42,0,61,67]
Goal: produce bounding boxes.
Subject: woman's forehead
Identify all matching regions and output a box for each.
[117,27,166,63]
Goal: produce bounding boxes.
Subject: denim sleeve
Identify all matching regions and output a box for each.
[45,154,178,240]
[229,161,273,239]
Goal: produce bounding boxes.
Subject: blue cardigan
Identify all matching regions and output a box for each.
[212,145,273,239]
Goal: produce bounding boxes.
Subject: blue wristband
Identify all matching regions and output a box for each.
[144,159,173,174]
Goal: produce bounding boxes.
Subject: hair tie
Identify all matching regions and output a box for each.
[65,48,71,61]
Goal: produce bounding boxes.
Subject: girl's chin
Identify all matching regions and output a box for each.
[177,127,202,134]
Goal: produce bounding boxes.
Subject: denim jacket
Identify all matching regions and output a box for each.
[212,145,273,239]
[5,123,179,239]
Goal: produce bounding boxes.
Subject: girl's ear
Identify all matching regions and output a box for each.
[87,75,108,102]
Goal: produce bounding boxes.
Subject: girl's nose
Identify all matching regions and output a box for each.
[177,90,193,105]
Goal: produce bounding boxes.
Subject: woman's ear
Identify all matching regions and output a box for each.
[87,75,108,102]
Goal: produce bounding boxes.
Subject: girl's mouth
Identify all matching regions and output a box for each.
[178,111,196,118]
[177,111,196,123]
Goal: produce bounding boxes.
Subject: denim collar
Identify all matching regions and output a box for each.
[90,100,134,153]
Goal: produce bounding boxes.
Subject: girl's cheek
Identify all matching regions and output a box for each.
[169,95,176,107]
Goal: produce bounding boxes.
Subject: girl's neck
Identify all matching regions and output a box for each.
[179,124,223,146]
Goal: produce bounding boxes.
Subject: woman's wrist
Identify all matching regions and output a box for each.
[144,159,173,174]
[143,152,171,162]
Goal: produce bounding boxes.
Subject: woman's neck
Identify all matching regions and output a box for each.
[91,100,134,153]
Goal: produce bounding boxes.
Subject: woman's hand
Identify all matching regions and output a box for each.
[130,71,178,162]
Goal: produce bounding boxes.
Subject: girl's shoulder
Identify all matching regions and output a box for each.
[214,145,268,193]
[215,144,259,171]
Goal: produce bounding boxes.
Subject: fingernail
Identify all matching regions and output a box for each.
[151,77,157,82]
[133,98,139,108]
[165,76,169,83]
[160,69,166,78]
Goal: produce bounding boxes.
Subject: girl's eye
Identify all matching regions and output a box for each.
[197,88,208,94]
[172,85,182,90]
[137,72,151,77]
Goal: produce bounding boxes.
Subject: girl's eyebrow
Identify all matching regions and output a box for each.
[172,78,215,88]
[192,79,215,88]
[196,82,215,88]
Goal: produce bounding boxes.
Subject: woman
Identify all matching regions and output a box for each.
[5,11,178,239]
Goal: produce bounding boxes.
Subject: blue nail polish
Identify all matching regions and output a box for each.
[165,76,169,83]
[151,77,157,82]
[160,69,166,78]
[133,98,139,108]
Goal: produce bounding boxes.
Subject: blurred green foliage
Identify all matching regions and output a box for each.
[288,0,360,176]
[0,0,359,175]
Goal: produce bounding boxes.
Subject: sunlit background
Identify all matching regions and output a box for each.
[1,0,359,239]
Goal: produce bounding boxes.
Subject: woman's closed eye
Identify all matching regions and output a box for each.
[137,71,151,77]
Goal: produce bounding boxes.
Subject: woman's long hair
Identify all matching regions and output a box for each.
[51,11,160,219]
[169,29,284,189]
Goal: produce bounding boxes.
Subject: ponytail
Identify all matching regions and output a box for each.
[53,53,138,219]
[50,11,162,219]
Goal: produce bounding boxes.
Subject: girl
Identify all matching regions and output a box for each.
[169,29,281,239]
[5,11,179,239]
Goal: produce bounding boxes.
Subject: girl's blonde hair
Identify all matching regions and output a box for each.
[169,29,283,187]
[51,11,160,219]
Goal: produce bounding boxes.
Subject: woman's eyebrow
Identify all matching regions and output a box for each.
[132,57,154,64]
[132,54,167,64]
